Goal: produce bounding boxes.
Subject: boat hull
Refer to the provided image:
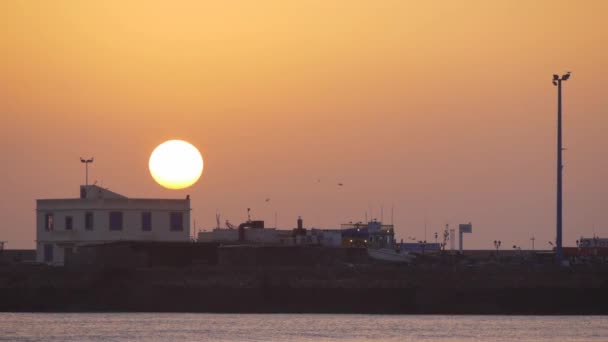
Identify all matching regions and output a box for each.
[367,248,414,263]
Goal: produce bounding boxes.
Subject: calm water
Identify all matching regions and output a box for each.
[0,313,606,342]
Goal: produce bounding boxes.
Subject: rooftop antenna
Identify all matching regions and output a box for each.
[80,157,94,186]
[381,205,384,223]
[247,208,251,222]
[424,216,427,242]
[449,227,455,254]
[530,235,535,250]
[391,205,394,225]
[215,212,221,229]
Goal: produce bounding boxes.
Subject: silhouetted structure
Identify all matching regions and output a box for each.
[553,72,571,265]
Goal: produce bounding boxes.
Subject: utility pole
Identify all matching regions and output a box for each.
[552,72,571,265]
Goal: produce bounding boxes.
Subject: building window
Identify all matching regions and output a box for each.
[45,213,54,231]
[85,212,94,230]
[65,216,73,230]
[44,244,53,262]
[170,212,183,231]
[141,212,152,231]
[109,211,123,231]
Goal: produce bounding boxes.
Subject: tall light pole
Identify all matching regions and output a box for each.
[80,157,94,186]
[494,240,501,259]
[552,72,571,265]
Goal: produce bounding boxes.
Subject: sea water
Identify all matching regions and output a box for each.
[0,313,606,342]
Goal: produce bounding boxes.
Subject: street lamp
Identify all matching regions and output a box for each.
[494,240,501,257]
[80,157,94,186]
[419,240,427,254]
[553,71,571,265]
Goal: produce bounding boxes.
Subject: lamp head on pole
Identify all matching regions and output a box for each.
[552,74,559,86]
[552,72,571,86]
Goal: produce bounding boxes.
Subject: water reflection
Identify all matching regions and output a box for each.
[0,313,606,342]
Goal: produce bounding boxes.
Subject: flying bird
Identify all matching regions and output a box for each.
[337,183,343,186]
[265,198,270,202]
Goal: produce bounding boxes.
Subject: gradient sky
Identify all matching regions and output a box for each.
[1,1,607,249]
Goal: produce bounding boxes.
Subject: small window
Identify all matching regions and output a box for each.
[45,213,54,231]
[170,212,183,231]
[85,212,94,230]
[65,216,73,230]
[44,244,53,262]
[141,212,152,231]
[109,212,123,231]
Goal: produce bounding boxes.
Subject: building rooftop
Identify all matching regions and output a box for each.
[36,185,190,203]
[80,185,127,200]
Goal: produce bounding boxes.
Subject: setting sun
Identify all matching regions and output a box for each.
[149,140,203,190]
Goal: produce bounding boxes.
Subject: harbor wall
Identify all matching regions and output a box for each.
[67,242,219,269]
[218,246,368,267]
[1,264,607,314]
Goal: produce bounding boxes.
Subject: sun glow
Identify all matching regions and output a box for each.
[149,140,203,190]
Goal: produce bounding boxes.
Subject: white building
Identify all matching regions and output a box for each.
[198,228,240,243]
[36,185,191,265]
[198,220,342,247]
[308,229,342,247]
[198,227,286,244]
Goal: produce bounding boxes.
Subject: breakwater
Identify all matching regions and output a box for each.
[1,263,607,314]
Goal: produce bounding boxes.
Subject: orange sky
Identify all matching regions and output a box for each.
[1,1,607,249]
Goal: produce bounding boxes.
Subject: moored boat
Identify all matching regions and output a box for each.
[367,247,414,263]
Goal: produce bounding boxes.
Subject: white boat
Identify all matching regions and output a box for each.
[367,248,415,263]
